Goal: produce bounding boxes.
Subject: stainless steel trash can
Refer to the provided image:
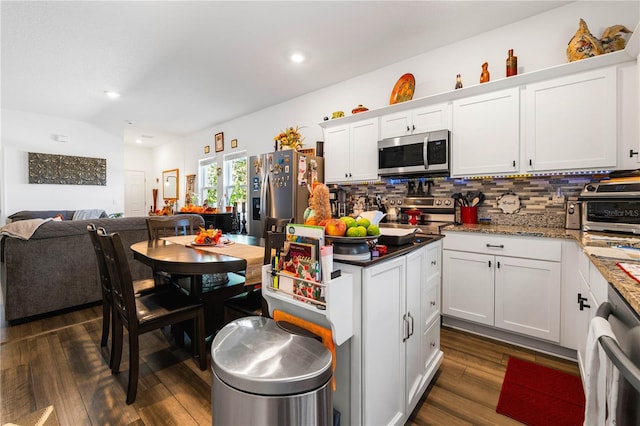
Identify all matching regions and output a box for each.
[211,316,333,426]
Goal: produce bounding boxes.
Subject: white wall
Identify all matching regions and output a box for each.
[147,1,638,191]
[1,109,125,219]
[3,2,637,222]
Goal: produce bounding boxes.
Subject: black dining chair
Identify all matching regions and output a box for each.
[87,223,162,368]
[97,228,206,404]
[223,230,287,322]
[146,215,205,240]
[146,215,205,290]
[262,216,293,239]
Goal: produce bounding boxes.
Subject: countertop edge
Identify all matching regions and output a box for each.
[334,235,444,267]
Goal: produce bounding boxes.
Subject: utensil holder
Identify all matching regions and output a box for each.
[461,206,478,224]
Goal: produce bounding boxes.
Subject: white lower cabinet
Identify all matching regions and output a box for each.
[343,241,442,426]
[442,232,561,342]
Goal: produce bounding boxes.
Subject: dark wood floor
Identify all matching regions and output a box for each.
[0,292,580,426]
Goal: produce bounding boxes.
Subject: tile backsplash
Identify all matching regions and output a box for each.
[335,175,601,228]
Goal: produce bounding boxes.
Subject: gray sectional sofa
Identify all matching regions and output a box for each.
[1,212,153,323]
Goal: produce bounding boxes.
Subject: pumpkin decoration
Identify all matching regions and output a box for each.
[304,182,331,226]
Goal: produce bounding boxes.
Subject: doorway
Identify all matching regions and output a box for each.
[124,170,146,217]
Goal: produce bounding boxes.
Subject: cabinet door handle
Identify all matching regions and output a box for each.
[497,261,501,269]
[402,314,409,342]
[578,293,591,311]
[529,159,533,166]
[412,125,416,131]
[488,260,492,268]
[406,125,410,132]
[630,149,639,158]
[512,160,516,167]
[486,244,504,249]
[431,260,437,266]
[430,300,436,307]
[408,312,414,338]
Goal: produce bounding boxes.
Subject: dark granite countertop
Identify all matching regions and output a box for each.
[334,234,444,267]
[442,224,640,316]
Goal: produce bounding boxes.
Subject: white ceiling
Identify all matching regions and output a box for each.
[1,1,571,148]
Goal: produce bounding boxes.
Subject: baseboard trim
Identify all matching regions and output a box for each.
[442,316,577,361]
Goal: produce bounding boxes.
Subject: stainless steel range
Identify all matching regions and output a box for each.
[382,196,455,235]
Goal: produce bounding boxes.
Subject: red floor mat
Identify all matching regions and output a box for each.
[496,357,585,425]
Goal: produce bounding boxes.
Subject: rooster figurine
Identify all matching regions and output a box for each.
[600,24,632,53]
[567,19,603,62]
[567,19,633,62]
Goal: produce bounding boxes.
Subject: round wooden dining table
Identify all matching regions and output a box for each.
[130,234,263,335]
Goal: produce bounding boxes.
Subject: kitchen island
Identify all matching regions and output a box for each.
[334,236,443,426]
[263,236,443,426]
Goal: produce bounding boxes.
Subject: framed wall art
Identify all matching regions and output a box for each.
[28,152,106,185]
[231,138,238,149]
[204,145,210,154]
[215,132,224,152]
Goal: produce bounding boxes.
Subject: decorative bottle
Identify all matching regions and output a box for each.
[455,74,463,89]
[480,63,490,83]
[506,49,518,77]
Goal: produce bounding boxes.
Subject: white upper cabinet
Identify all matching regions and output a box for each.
[451,88,520,177]
[525,66,617,172]
[323,118,379,183]
[380,103,451,139]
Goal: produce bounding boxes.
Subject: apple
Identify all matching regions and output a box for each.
[325,218,347,236]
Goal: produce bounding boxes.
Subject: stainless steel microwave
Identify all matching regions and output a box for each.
[377,129,450,178]
[579,181,640,234]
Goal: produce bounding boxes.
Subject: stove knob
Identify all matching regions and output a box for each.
[444,199,451,206]
[389,200,395,205]
[397,200,402,205]
[585,184,597,192]
[435,200,442,206]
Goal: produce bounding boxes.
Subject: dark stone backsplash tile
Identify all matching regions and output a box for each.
[335,174,601,228]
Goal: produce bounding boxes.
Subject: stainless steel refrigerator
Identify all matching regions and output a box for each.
[248,150,324,238]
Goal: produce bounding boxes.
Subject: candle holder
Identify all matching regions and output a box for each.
[241,210,248,235]
[231,206,240,234]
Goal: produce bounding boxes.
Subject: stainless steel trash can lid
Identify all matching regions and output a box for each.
[211,316,333,396]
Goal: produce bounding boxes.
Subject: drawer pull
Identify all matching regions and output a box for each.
[486,244,505,248]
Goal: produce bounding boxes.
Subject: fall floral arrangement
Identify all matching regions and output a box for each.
[274,125,305,150]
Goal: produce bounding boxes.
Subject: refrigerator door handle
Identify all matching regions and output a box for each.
[259,160,270,224]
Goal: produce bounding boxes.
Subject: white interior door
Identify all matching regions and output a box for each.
[124,170,146,217]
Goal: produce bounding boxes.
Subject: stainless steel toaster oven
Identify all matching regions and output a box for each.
[579,181,640,235]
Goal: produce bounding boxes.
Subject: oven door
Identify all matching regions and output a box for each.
[596,285,640,424]
[582,198,640,234]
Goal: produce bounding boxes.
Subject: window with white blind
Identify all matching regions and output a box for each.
[222,151,248,208]
[199,156,219,208]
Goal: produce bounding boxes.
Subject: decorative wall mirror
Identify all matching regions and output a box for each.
[163,168,179,200]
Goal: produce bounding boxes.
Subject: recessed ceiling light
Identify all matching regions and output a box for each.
[290,53,305,63]
[104,90,121,99]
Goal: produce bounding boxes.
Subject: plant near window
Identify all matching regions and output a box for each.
[274,125,305,150]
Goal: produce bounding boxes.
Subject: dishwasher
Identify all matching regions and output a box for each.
[596,284,640,424]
